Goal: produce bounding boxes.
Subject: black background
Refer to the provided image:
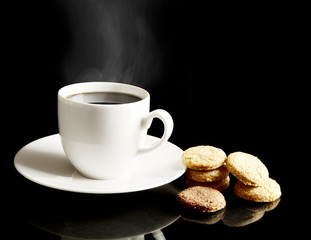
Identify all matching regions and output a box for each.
[4,0,307,239]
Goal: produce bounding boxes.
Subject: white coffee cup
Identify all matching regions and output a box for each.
[58,82,173,180]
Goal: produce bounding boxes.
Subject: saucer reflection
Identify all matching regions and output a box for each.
[61,230,165,240]
[26,184,180,239]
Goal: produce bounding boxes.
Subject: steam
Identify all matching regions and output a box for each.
[62,0,163,88]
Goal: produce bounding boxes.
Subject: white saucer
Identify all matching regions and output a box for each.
[14,134,185,194]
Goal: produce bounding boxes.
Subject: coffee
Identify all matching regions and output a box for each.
[67,92,142,105]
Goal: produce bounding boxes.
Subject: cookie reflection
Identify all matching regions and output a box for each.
[26,184,180,239]
[180,196,280,227]
[181,208,226,225]
[223,198,280,227]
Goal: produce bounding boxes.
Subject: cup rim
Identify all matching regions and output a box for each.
[58,82,149,107]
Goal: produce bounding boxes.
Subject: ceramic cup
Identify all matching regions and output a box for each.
[58,82,173,180]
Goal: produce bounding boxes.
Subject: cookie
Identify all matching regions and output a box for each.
[226,152,269,186]
[182,146,227,170]
[185,166,229,182]
[177,186,226,212]
[185,176,230,192]
[233,178,281,202]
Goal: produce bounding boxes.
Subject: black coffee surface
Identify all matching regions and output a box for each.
[67,92,142,105]
[88,102,121,105]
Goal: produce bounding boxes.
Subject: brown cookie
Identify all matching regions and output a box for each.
[177,186,226,212]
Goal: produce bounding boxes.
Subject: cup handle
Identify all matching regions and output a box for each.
[138,109,174,154]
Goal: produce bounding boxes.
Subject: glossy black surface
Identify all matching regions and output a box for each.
[5,0,304,239]
[7,173,289,239]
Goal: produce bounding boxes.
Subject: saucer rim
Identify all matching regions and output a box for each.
[14,134,186,194]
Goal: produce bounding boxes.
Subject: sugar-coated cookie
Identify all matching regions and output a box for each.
[233,178,281,202]
[185,176,230,192]
[226,152,269,186]
[177,186,226,212]
[185,166,229,182]
[182,146,227,171]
